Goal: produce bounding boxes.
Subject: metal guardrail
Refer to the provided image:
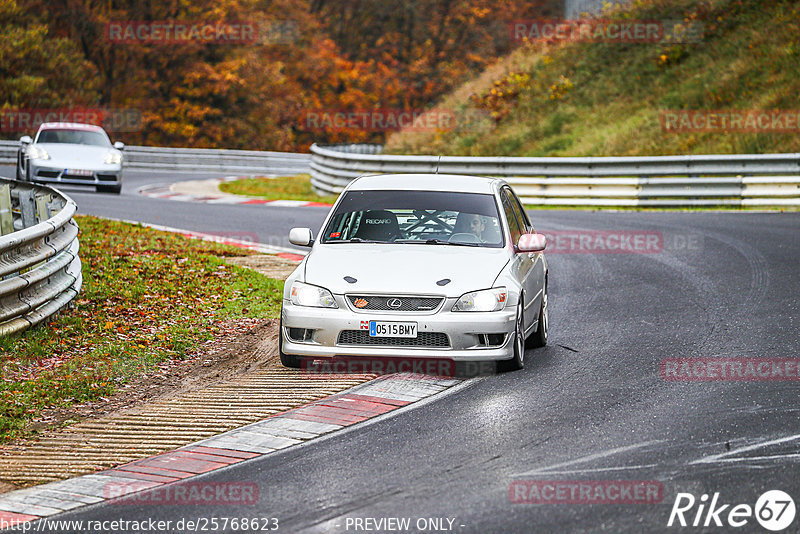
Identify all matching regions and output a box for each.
[310,144,800,207]
[0,141,17,165]
[0,178,81,336]
[0,140,311,174]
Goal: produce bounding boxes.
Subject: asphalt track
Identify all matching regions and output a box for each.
[3,164,799,533]
[0,165,327,252]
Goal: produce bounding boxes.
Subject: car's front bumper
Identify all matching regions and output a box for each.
[281,297,517,361]
[29,162,122,187]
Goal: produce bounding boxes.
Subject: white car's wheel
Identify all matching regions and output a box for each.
[498,301,524,372]
[528,281,548,348]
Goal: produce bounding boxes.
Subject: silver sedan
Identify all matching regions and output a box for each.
[280,173,549,373]
[16,122,124,194]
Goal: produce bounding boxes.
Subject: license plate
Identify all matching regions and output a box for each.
[369,321,417,338]
[65,169,93,176]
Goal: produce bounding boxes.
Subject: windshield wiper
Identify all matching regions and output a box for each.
[337,237,388,243]
[392,238,482,246]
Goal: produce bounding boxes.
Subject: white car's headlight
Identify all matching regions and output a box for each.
[27,146,50,160]
[452,287,508,312]
[104,151,122,165]
[290,281,338,308]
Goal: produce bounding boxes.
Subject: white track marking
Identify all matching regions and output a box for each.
[513,440,664,477]
[690,433,800,465]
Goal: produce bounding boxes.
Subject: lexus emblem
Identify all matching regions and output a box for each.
[387,298,402,309]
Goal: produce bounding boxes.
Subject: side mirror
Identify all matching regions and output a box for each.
[113,141,125,150]
[289,227,314,247]
[517,232,546,253]
[20,136,32,145]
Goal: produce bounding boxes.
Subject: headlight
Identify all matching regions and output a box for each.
[452,287,508,312]
[290,281,338,308]
[27,146,50,160]
[104,151,122,165]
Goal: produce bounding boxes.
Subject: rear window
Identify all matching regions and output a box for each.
[321,190,504,247]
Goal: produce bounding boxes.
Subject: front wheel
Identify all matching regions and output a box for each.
[278,318,302,368]
[497,301,524,372]
[527,284,548,348]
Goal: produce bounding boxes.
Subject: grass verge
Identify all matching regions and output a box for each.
[385,0,800,157]
[0,216,284,443]
[219,174,339,204]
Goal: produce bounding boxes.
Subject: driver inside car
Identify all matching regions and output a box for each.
[453,212,486,241]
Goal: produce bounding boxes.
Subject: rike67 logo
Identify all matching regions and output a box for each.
[668,490,796,531]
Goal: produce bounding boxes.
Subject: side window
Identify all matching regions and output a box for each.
[505,186,531,233]
[501,190,522,246]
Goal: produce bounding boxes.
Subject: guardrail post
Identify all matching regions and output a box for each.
[36,194,52,223]
[0,185,12,236]
[18,189,36,229]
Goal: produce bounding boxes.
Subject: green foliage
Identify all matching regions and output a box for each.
[1,0,567,150]
[0,216,283,442]
[385,0,800,156]
[219,174,339,203]
[0,0,99,108]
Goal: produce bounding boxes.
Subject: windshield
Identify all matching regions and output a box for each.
[36,129,111,147]
[322,190,504,247]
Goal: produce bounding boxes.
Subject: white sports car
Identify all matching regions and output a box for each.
[16,122,124,194]
[280,173,549,373]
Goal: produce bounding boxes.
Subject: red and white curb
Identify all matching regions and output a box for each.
[0,374,462,526]
[138,177,332,208]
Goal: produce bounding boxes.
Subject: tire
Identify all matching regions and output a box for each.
[497,301,525,372]
[96,184,122,194]
[278,317,302,368]
[527,281,548,349]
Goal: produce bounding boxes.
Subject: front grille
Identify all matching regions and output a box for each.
[347,295,444,312]
[97,173,118,181]
[337,330,450,348]
[36,170,60,178]
[62,173,94,181]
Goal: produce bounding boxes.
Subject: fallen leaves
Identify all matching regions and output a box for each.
[0,215,284,443]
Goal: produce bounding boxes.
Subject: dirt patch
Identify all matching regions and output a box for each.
[2,318,278,453]
[3,253,297,449]
[0,315,371,491]
[227,254,300,280]
[0,253,352,493]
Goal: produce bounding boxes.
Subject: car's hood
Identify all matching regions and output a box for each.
[304,244,510,297]
[34,143,119,168]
